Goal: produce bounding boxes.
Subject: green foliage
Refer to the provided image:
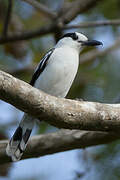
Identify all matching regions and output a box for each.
[99,0,120,19]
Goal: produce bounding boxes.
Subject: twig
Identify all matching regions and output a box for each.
[21,0,57,19]
[0,130,120,164]
[61,0,103,23]
[65,19,120,29]
[0,19,120,44]
[0,24,55,44]
[3,0,13,37]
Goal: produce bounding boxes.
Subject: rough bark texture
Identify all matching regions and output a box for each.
[0,0,119,165]
[0,70,120,132]
[0,130,120,164]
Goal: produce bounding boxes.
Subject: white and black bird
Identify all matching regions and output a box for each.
[6,32,102,161]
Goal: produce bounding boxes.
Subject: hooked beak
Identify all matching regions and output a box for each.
[81,40,103,46]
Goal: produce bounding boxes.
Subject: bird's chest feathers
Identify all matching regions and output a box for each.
[35,47,79,97]
[51,47,79,77]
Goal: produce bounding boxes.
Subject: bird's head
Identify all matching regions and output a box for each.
[56,32,102,52]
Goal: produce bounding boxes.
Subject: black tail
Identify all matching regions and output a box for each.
[6,114,34,161]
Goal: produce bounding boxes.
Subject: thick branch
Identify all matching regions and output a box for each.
[0,130,120,164]
[21,0,57,19]
[0,70,120,132]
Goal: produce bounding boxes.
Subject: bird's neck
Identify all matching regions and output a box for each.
[55,43,81,54]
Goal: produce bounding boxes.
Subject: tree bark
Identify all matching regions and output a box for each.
[0,129,120,164]
[0,70,120,132]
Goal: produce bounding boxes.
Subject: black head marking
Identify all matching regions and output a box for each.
[61,33,78,40]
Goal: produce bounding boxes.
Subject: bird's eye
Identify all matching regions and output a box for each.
[72,33,78,40]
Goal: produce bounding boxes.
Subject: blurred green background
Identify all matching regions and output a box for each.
[1,0,120,179]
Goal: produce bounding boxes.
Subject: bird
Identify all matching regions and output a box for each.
[6,32,102,161]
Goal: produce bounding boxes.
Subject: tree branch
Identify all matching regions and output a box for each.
[0,24,55,44]
[0,130,120,164]
[65,19,120,29]
[1,19,120,44]
[21,0,57,19]
[2,0,13,37]
[61,0,103,24]
[0,70,120,132]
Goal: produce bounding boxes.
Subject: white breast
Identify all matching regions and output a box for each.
[34,46,79,97]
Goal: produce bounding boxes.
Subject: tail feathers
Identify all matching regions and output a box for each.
[6,114,34,162]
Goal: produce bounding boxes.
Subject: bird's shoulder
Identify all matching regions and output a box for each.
[30,48,55,86]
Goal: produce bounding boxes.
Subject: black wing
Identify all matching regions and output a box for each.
[30,48,55,86]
